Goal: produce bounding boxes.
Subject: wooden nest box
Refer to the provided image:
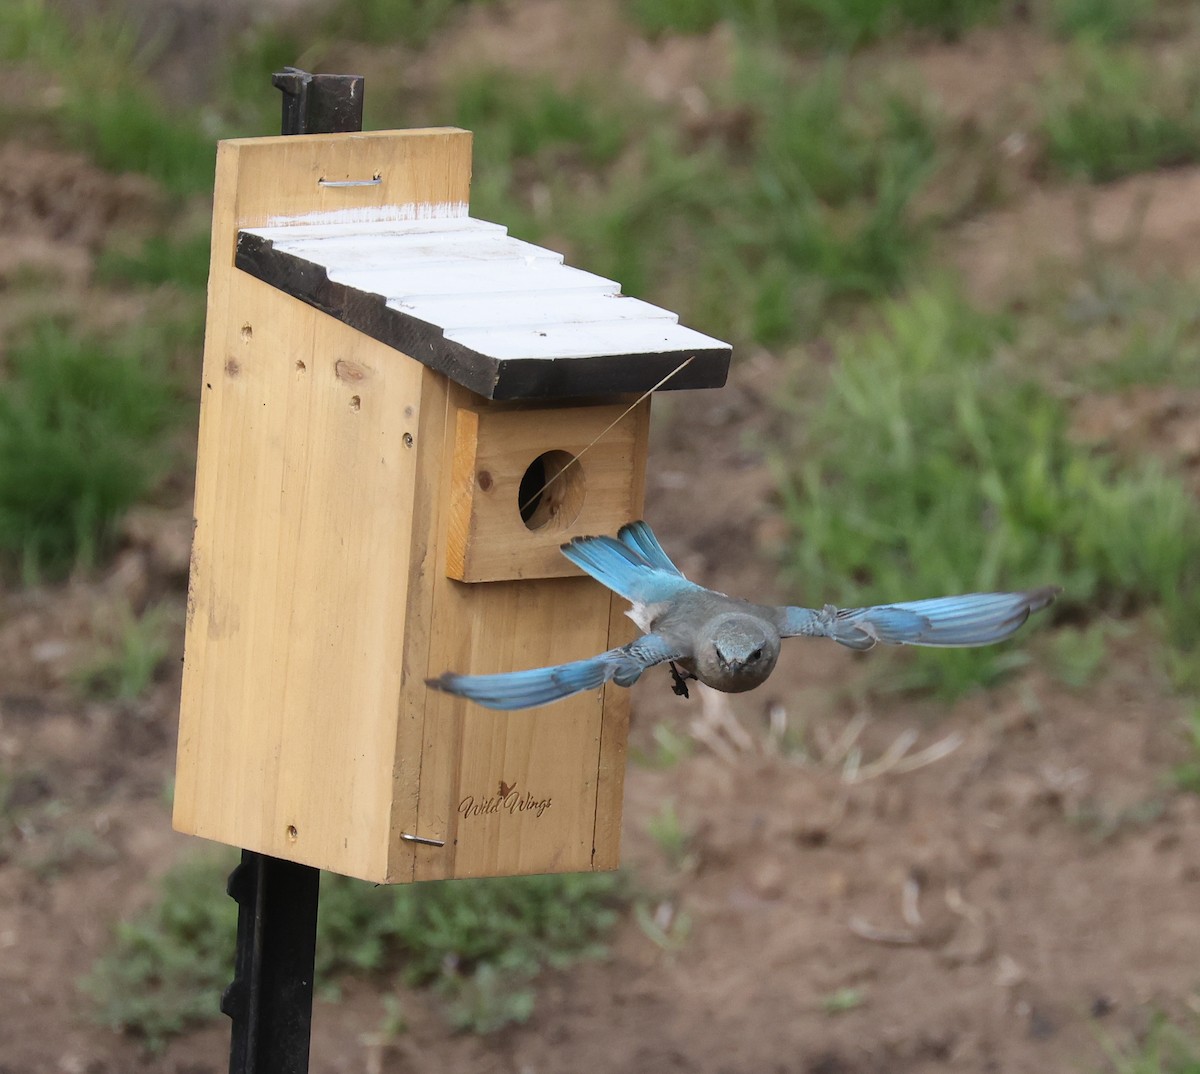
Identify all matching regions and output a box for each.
[174,129,731,884]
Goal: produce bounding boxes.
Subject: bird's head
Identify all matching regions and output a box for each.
[696,613,780,692]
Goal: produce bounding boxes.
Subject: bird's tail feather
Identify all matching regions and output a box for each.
[616,521,685,576]
[561,525,692,604]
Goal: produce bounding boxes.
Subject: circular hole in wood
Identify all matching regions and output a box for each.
[519,450,585,533]
[286,824,298,841]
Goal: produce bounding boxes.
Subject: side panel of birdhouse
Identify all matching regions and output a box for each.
[174,277,427,879]
[387,384,648,883]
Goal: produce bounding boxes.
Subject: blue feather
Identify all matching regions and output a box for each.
[428,657,615,710]
[429,518,1060,710]
[617,521,685,576]
[834,588,1060,649]
[426,633,681,710]
[561,528,694,605]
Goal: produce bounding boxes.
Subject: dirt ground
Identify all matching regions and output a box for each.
[3,3,1200,1073]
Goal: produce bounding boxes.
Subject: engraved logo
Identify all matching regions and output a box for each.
[459,780,553,820]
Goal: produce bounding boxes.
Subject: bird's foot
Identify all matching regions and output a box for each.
[668,662,694,699]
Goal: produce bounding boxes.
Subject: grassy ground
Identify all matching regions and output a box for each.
[3,0,1200,1069]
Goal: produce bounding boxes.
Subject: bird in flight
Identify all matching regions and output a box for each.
[427,521,1059,711]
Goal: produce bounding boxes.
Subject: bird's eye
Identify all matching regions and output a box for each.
[750,647,763,661]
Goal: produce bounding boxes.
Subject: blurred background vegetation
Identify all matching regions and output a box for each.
[3,0,1200,1064]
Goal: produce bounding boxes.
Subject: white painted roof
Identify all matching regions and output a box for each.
[241,216,727,363]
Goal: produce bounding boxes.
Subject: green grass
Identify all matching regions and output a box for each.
[324,0,478,45]
[632,896,691,951]
[445,73,714,304]
[1101,1013,1200,1073]
[0,0,79,66]
[1070,795,1167,844]
[625,0,730,35]
[646,800,697,870]
[217,24,313,137]
[85,854,627,1048]
[59,83,215,197]
[72,601,177,701]
[822,986,867,1014]
[670,54,937,342]
[1,1,216,195]
[461,53,938,344]
[1169,706,1200,795]
[530,134,722,310]
[715,55,937,340]
[83,855,239,1050]
[630,723,696,768]
[1045,621,1117,689]
[1055,275,1200,392]
[96,230,212,292]
[625,0,1005,48]
[451,69,633,232]
[8,2,938,347]
[454,73,629,171]
[739,58,936,208]
[1045,0,1155,41]
[0,321,183,579]
[1041,40,1200,182]
[775,285,1200,697]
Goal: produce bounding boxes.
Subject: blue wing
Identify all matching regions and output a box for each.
[561,523,696,605]
[776,588,1059,651]
[426,633,682,711]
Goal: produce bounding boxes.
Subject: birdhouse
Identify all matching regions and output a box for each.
[173,128,731,884]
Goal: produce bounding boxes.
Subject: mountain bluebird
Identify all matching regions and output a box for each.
[427,521,1059,710]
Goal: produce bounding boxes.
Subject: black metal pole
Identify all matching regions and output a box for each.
[222,67,365,1074]
[223,853,321,1074]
